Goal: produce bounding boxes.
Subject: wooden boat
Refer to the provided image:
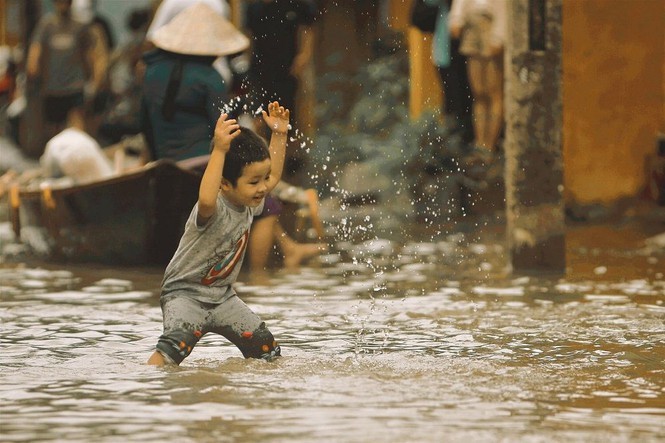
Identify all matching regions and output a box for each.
[9,160,200,266]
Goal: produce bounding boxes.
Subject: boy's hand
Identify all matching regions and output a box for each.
[213,113,240,153]
[262,101,290,134]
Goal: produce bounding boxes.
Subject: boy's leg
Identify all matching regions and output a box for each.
[150,296,207,365]
[210,295,281,361]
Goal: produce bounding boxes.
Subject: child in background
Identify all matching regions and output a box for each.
[147,102,289,366]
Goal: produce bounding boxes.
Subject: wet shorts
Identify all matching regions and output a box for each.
[155,293,281,365]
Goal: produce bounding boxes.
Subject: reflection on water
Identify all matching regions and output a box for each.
[1,228,664,442]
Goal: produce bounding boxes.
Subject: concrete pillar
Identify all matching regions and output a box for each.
[505,0,565,273]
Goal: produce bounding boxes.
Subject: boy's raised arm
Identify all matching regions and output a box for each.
[262,102,290,193]
[197,114,240,225]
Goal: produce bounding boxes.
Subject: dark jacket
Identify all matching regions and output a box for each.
[141,49,227,161]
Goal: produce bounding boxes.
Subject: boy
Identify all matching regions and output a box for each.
[147,102,289,366]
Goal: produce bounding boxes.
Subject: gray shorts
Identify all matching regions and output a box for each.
[155,293,281,364]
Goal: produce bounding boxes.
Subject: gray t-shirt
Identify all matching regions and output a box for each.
[31,14,91,96]
[161,194,264,303]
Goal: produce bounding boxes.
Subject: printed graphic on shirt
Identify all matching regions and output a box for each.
[201,230,249,285]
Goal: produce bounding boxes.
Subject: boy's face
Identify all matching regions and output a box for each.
[221,159,271,208]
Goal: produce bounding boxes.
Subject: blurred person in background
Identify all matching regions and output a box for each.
[449,0,506,162]
[71,0,113,140]
[146,0,234,89]
[429,0,474,146]
[40,103,114,186]
[26,0,107,154]
[245,0,317,182]
[99,8,152,145]
[140,2,243,163]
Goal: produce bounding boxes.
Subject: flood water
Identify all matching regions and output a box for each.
[1,222,664,442]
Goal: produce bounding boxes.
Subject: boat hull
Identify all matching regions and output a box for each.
[16,160,200,266]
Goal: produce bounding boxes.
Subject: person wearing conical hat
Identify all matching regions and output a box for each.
[146,0,231,41]
[140,2,249,163]
[146,0,234,89]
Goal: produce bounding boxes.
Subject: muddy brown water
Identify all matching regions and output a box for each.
[1,222,664,442]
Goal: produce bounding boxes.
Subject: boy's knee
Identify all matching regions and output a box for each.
[156,328,203,365]
[238,322,281,361]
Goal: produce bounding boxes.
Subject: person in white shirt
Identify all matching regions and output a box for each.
[41,108,114,184]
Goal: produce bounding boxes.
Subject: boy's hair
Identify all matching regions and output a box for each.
[221,127,270,186]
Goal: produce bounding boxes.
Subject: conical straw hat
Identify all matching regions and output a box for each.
[150,2,249,56]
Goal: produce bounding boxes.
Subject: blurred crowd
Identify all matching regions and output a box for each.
[0,0,510,177]
[0,0,509,234]
[1,0,321,177]
[0,0,327,270]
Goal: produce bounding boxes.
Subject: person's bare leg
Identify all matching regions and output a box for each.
[467,57,490,150]
[486,55,504,152]
[274,222,328,269]
[147,350,167,366]
[249,215,279,272]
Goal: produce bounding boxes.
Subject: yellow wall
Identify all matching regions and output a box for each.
[402,0,665,204]
[563,0,665,204]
